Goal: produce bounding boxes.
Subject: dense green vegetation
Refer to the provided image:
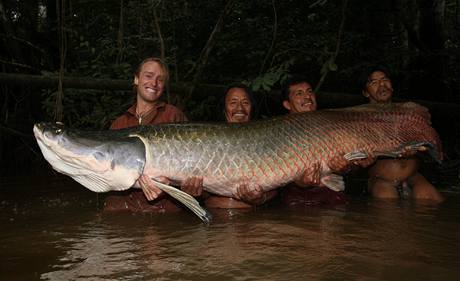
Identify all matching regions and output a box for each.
[1,0,459,174]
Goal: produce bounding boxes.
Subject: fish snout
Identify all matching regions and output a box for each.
[33,122,66,142]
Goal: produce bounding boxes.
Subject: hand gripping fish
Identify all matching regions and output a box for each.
[33,102,442,222]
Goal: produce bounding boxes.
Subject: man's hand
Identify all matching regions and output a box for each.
[295,163,321,187]
[236,183,264,204]
[137,175,169,201]
[399,145,427,158]
[181,176,204,197]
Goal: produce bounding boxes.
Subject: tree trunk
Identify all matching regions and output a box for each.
[183,0,236,106]
[116,0,124,64]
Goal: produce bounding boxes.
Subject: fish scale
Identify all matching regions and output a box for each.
[34,102,442,199]
[130,103,442,197]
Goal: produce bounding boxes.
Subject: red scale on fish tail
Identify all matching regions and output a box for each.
[302,133,329,167]
[318,132,342,162]
[397,111,435,141]
[239,159,256,186]
[265,156,281,180]
[268,148,292,180]
[377,111,432,155]
[379,124,404,152]
[277,151,296,179]
[252,156,272,183]
[289,136,312,170]
[243,158,259,180]
[329,120,358,163]
[350,112,391,155]
[396,102,432,124]
[375,111,401,135]
[333,119,359,152]
[398,113,442,158]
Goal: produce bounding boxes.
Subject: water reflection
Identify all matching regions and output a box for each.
[41,220,142,280]
[2,180,460,281]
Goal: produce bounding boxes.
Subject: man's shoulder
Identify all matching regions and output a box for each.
[163,103,183,112]
[161,103,187,122]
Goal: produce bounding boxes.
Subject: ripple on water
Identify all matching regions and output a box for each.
[2,179,460,280]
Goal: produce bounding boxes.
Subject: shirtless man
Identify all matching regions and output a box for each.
[360,65,443,203]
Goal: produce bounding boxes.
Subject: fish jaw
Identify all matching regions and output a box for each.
[33,123,146,192]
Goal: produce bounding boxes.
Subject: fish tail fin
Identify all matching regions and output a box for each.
[152,179,213,224]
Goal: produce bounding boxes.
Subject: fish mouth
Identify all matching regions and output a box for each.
[33,122,64,143]
[33,122,94,170]
[33,122,147,192]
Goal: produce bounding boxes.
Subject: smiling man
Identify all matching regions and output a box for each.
[110,58,186,128]
[224,84,252,123]
[282,76,317,114]
[104,57,203,213]
[280,75,347,206]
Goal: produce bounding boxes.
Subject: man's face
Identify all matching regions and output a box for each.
[224,87,252,123]
[283,82,317,113]
[134,61,165,104]
[363,71,393,104]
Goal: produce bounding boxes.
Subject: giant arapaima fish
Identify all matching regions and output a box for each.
[33,102,442,222]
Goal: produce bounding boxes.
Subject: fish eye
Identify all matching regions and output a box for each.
[55,129,62,134]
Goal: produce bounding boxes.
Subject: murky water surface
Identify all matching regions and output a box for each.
[1,175,460,281]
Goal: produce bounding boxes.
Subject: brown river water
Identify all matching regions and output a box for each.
[1,174,460,281]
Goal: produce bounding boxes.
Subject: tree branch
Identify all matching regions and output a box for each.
[152,7,165,61]
[183,0,235,104]
[315,0,348,92]
[116,0,125,64]
[457,0,460,25]
[55,0,66,122]
[0,33,45,54]
[259,0,278,74]
[0,59,39,71]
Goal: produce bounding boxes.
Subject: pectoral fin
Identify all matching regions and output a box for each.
[152,179,213,224]
[320,174,345,192]
[344,151,369,161]
[373,141,437,161]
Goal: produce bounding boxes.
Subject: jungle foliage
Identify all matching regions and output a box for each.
[1,0,460,174]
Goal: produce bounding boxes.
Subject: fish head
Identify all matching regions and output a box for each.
[33,122,146,192]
